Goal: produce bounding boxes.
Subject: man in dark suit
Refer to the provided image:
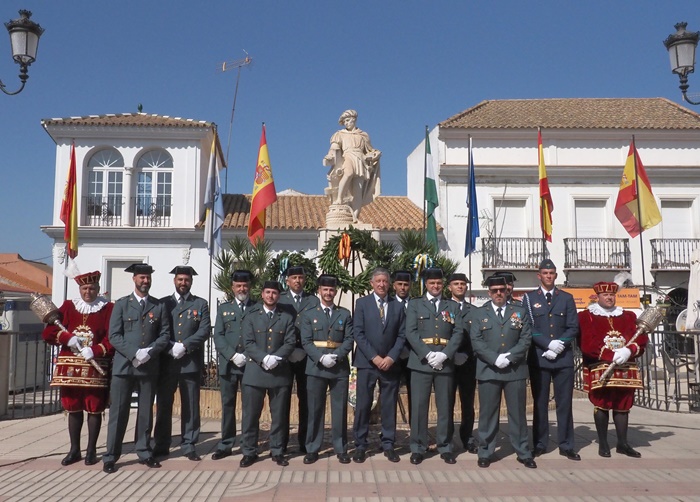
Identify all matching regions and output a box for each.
[352,267,406,463]
[153,266,211,461]
[524,259,580,460]
[211,270,256,460]
[102,263,171,474]
[405,268,463,465]
[277,265,319,454]
[392,270,413,423]
[300,274,354,465]
[470,275,534,469]
[446,273,478,454]
[239,281,296,468]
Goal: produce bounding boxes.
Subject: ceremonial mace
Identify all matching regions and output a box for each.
[29,293,106,376]
[599,305,663,383]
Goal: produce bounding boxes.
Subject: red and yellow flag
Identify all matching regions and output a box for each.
[248,124,277,244]
[60,142,78,258]
[538,128,553,242]
[614,139,662,237]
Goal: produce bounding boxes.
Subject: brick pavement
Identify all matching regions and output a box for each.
[1,398,699,501]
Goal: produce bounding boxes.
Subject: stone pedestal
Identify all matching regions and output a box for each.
[325,204,354,229]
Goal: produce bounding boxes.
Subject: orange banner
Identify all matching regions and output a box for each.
[562,288,640,310]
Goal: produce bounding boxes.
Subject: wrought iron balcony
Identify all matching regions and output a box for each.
[481,237,549,270]
[84,196,122,227]
[134,195,172,227]
[564,238,631,269]
[650,238,700,270]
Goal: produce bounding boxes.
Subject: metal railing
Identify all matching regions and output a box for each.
[82,195,172,227]
[650,238,700,270]
[564,238,631,269]
[84,196,123,227]
[481,237,549,269]
[133,196,172,227]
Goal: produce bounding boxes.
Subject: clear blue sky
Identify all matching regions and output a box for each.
[1,0,698,264]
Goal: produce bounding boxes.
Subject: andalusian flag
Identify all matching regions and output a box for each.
[60,142,78,258]
[614,138,661,237]
[248,123,277,244]
[424,127,439,249]
[203,135,225,257]
[538,128,553,242]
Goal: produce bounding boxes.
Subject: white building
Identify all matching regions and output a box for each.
[407,98,700,310]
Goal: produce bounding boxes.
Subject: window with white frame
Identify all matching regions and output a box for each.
[86,148,124,225]
[135,149,173,225]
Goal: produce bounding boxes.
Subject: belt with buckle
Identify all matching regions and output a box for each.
[313,340,340,349]
[422,337,449,346]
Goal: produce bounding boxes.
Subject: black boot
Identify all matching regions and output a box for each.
[593,409,610,457]
[613,411,641,457]
[85,413,102,465]
[61,412,83,466]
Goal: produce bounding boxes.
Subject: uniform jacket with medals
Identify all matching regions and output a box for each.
[469,302,532,381]
[109,294,171,376]
[300,304,353,378]
[523,288,579,370]
[160,293,211,374]
[241,305,296,388]
[213,297,256,377]
[278,290,320,348]
[405,296,463,374]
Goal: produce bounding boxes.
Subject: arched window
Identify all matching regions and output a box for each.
[86,148,124,225]
[135,149,173,226]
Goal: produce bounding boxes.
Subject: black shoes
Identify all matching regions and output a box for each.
[616,444,642,458]
[211,450,231,460]
[138,457,161,468]
[532,446,546,457]
[517,457,537,469]
[303,452,319,464]
[337,453,351,464]
[440,452,457,464]
[465,442,479,454]
[409,453,423,465]
[61,451,82,466]
[599,445,611,457]
[185,451,202,461]
[103,461,117,474]
[352,449,367,463]
[559,448,581,461]
[240,455,258,468]
[383,449,400,463]
[84,450,99,466]
[152,448,169,458]
[477,457,490,468]
[272,454,289,466]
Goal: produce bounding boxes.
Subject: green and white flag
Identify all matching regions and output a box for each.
[424,127,439,248]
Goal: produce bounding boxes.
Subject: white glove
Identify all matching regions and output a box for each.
[542,349,557,361]
[548,340,565,354]
[231,353,247,367]
[135,348,151,364]
[453,352,468,366]
[171,342,186,359]
[426,351,438,364]
[431,352,448,365]
[132,358,142,368]
[494,353,511,369]
[79,347,94,361]
[66,336,83,350]
[262,354,282,370]
[288,348,306,363]
[319,354,338,368]
[613,347,632,365]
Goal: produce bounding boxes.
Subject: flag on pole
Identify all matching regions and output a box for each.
[464,136,480,256]
[203,135,225,257]
[60,142,78,259]
[614,138,662,237]
[248,123,277,245]
[538,128,553,242]
[424,127,439,249]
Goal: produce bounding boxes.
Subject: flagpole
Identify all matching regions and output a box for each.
[631,135,649,308]
[538,127,547,259]
[423,125,428,240]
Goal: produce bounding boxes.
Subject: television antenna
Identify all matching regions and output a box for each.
[218,50,253,192]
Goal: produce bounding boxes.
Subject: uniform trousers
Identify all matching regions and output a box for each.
[154,371,200,454]
[282,359,308,451]
[241,384,290,457]
[477,378,530,459]
[305,374,349,454]
[454,358,477,447]
[216,372,243,452]
[409,371,455,454]
[530,365,575,450]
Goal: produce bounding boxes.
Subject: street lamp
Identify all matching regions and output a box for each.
[0,10,44,96]
[664,22,700,105]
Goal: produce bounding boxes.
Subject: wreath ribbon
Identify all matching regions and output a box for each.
[338,233,351,267]
[413,254,433,296]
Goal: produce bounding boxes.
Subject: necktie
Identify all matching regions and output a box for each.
[378,298,385,324]
[430,297,438,313]
[139,298,145,313]
[546,292,552,305]
[177,296,183,305]
[268,311,274,320]
[324,307,331,319]
[497,307,503,321]
[239,302,245,312]
[294,295,301,307]
[459,301,464,311]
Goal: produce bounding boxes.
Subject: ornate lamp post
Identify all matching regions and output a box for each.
[0,10,44,96]
[664,22,700,105]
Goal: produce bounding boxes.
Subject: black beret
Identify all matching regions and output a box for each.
[421,267,444,280]
[231,270,253,283]
[493,271,517,283]
[262,280,282,292]
[285,265,306,276]
[169,266,197,276]
[486,275,508,287]
[538,259,556,270]
[391,270,412,282]
[317,274,338,287]
[125,263,154,274]
[447,273,470,284]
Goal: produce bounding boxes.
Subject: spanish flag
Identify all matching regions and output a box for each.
[538,128,553,242]
[614,138,661,238]
[248,124,277,244]
[60,142,78,258]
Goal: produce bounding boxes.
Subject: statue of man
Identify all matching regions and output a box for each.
[324,109,381,222]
